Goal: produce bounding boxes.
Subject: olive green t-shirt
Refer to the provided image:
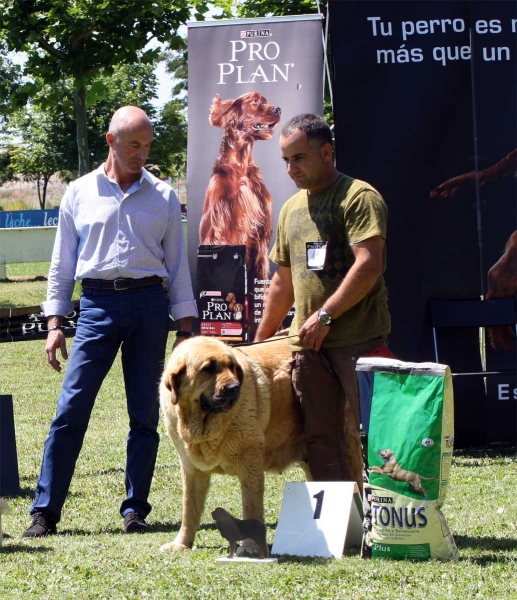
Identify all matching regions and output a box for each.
[271,173,391,351]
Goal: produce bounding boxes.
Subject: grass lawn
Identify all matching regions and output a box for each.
[0,269,516,599]
[0,263,80,310]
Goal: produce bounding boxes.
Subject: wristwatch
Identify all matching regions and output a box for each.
[176,331,194,338]
[317,308,332,326]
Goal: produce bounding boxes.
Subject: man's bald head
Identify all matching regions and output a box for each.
[105,106,154,187]
[109,106,153,140]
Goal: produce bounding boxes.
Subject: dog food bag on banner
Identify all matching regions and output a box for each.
[197,245,248,343]
[356,357,458,561]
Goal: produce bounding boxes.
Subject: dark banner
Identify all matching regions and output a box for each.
[187,15,324,340]
[329,0,516,446]
[0,304,79,343]
[0,395,20,497]
[0,302,182,343]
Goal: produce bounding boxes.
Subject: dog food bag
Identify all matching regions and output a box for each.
[356,357,458,561]
[197,245,248,343]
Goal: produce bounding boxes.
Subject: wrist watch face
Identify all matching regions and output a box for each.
[318,308,332,326]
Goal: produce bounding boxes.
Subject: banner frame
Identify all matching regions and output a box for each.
[187,14,323,29]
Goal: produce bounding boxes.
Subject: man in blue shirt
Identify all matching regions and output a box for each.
[23,106,197,538]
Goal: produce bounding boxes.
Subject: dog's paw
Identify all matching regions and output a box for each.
[159,541,191,553]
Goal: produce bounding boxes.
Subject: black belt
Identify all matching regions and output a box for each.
[81,276,162,291]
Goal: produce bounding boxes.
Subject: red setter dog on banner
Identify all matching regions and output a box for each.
[199,92,281,280]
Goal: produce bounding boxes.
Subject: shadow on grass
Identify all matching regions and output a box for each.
[94,518,288,547]
[271,554,334,565]
[454,534,517,563]
[0,535,53,554]
[81,466,126,477]
[74,463,178,479]
[2,485,36,501]
[90,521,183,536]
[454,446,517,460]
[6,275,48,283]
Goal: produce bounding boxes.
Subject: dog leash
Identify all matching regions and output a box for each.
[230,335,299,348]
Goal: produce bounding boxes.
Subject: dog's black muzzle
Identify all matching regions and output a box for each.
[201,382,240,413]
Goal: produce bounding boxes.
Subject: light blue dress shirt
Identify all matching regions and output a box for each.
[42,164,198,321]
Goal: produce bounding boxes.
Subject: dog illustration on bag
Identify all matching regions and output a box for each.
[225,293,244,321]
[369,449,435,495]
[199,92,281,280]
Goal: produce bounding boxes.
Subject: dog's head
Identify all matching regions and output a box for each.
[209,92,281,140]
[378,449,394,463]
[225,292,236,303]
[211,506,232,522]
[233,303,244,321]
[161,336,244,414]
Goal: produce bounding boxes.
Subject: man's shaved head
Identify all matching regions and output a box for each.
[109,106,153,139]
[105,106,154,187]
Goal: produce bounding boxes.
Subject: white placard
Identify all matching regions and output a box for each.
[271,482,363,558]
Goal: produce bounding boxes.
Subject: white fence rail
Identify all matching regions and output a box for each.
[0,222,188,280]
[0,227,57,280]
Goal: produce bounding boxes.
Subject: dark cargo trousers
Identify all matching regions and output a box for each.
[292,336,388,490]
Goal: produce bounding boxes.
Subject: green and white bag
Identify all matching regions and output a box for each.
[356,357,458,561]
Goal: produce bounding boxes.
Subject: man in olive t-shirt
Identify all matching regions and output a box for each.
[255,114,391,488]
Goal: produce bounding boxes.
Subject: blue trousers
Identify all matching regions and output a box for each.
[31,283,170,522]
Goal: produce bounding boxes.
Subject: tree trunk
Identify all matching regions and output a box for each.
[36,175,43,209]
[37,175,49,210]
[41,176,49,210]
[75,85,89,176]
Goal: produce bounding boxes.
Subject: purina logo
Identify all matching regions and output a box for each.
[240,29,272,38]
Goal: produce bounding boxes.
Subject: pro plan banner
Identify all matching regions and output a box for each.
[329,0,517,446]
[187,15,324,341]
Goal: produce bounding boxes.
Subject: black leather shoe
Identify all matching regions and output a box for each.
[123,512,150,533]
[22,511,57,538]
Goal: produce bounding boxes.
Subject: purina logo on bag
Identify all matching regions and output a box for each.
[240,29,271,38]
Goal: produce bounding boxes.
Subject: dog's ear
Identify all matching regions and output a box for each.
[208,94,221,123]
[164,364,186,405]
[235,362,244,385]
[210,95,240,129]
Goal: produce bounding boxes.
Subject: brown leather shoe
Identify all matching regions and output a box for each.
[123,512,150,533]
[22,511,57,538]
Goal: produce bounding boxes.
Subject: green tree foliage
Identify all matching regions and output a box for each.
[0,0,210,175]
[150,101,188,179]
[84,62,159,168]
[0,148,15,188]
[3,60,184,206]
[225,0,322,19]
[8,106,75,209]
[162,43,188,106]
[0,42,23,121]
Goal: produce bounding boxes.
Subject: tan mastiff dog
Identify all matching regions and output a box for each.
[159,334,311,553]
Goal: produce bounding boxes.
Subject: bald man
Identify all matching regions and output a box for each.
[23,106,197,538]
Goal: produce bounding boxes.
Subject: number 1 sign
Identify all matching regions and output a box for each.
[271,482,363,558]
